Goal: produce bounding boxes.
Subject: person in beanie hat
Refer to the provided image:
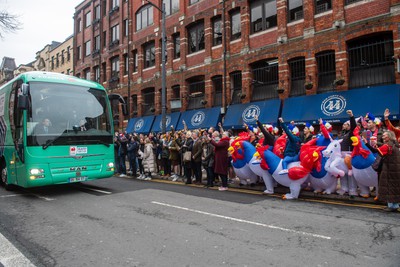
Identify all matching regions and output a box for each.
[301,122,314,144]
[364,112,383,147]
[278,117,301,175]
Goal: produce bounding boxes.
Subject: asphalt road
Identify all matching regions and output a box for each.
[0,176,399,267]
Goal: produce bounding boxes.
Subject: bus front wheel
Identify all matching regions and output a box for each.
[1,165,14,191]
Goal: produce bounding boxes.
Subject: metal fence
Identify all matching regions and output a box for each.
[251,64,279,101]
[316,50,336,94]
[230,72,242,105]
[348,38,395,88]
[212,76,223,107]
[289,57,305,97]
[187,80,205,110]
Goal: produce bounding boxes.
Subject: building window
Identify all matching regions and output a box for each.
[133,49,138,72]
[315,0,332,14]
[111,24,119,42]
[144,41,155,68]
[230,71,242,104]
[95,5,101,20]
[112,0,119,9]
[124,19,129,36]
[124,54,129,75]
[164,0,179,16]
[316,50,336,93]
[103,31,107,47]
[289,57,305,97]
[85,11,91,27]
[77,46,81,60]
[84,68,91,80]
[345,0,363,5]
[142,88,155,115]
[67,46,71,61]
[136,5,153,31]
[250,0,277,34]
[85,40,91,56]
[94,35,101,51]
[51,56,54,70]
[61,50,65,64]
[251,60,279,101]
[56,53,59,67]
[187,21,205,54]
[102,0,107,16]
[173,33,180,59]
[102,62,106,83]
[212,16,222,46]
[187,77,205,110]
[77,18,82,32]
[288,0,304,22]
[111,56,120,78]
[131,95,138,115]
[230,10,241,41]
[94,66,100,83]
[348,34,395,88]
[190,0,199,4]
[212,76,222,106]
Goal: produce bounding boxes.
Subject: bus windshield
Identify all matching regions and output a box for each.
[27,82,112,147]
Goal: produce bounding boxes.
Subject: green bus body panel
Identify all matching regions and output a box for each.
[3,145,114,188]
[0,72,115,188]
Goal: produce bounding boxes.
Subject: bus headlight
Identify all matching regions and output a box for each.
[30,168,44,175]
[107,162,114,171]
[29,168,45,180]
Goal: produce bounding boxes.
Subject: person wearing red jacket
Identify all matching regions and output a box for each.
[384,108,400,143]
[208,131,230,191]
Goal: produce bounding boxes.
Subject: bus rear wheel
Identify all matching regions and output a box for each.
[1,165,14,191]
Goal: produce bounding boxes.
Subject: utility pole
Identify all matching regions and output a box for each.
[145,0,166,134]
[127,0,131,118]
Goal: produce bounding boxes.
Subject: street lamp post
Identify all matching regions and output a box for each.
[146,0,167,134]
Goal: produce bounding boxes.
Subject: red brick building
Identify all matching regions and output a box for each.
[73,0,400,131]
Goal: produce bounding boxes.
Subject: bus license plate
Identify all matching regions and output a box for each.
[69,176,87,183]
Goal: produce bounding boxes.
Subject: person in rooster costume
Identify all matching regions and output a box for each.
[278,117,301,175]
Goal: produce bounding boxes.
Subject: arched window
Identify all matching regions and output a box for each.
[136,5,153,31]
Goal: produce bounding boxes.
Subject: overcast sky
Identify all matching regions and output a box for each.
[1,0,83,66]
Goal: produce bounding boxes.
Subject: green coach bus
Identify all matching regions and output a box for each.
[0,71,118,189]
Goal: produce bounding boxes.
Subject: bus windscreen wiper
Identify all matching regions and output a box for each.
[42,135,64,150]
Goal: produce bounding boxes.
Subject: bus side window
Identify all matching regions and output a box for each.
[10,80,24,161]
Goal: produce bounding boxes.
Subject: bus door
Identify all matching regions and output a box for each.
[10,80,25,185]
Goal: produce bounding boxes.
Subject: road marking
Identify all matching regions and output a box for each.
[0,194,24,198]
[0,232,35,267]
[150,179,384,210]
[151,201,332,240]
[83,188,112,194]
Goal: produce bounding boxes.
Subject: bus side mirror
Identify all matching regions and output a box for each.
[21,84,29,95]
[18,95,29,110]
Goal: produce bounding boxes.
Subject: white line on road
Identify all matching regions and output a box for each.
[151,201,332,240]
[0,232,35,267]
[84,188,112,194]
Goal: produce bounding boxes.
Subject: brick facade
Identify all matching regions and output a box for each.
[73,0,400,126]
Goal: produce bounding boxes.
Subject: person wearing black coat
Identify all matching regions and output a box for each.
[127,135,139,177]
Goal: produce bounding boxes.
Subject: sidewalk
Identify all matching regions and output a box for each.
[123,171,384,206]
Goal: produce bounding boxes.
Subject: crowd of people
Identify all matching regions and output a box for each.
[113,108,400,211]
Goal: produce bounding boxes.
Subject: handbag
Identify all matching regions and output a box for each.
[183,151,192,162]
[372,154,384,172]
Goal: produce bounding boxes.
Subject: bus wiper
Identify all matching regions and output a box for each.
[42,135,63,150]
